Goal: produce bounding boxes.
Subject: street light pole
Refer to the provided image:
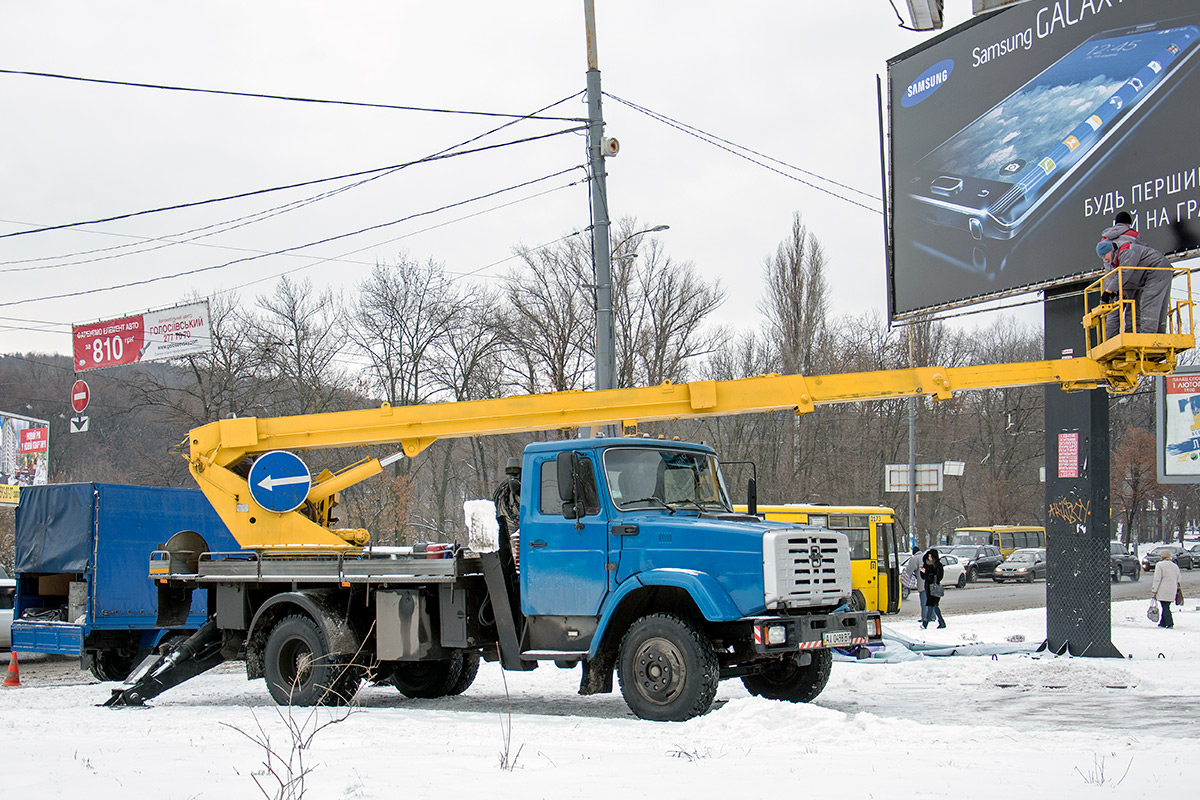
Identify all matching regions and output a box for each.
[582,4,666,397]
[596,224,670,396]
[583,0,616,392]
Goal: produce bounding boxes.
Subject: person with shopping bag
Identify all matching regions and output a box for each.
[1150,549,1183,629]
[920,548,946,630]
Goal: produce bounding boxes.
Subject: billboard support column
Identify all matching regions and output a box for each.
[1043,284,1120,657]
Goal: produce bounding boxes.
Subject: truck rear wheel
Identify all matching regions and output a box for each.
[446,652,481,695]
[390,651,480,698]
[87,649,137,682]
[617,613,719,722]
[741,649,832,703]
[264,615,359,706]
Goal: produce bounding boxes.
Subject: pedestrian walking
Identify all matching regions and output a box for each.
[920,548,946,630]
[1151,549,1183,629]
[901,546,923,618]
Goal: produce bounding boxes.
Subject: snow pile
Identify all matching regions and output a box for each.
[987,658,1140,691]
[1,599,1196,799]
[464,498,499,551]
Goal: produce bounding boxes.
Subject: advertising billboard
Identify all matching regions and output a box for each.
[0,410,50,505]
[1157,367,1200,483]
[888,0,1200,319]
[72,300,212,373]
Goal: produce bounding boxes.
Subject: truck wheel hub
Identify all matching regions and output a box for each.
[634,637,684,703]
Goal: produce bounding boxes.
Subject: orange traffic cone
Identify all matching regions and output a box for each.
[3,652,20,687]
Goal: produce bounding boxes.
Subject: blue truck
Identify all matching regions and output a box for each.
[11,483,239,680]
[112,437,881,720]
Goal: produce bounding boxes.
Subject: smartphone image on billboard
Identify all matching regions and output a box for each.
[907,19,1200,243]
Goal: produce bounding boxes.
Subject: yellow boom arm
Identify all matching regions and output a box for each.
[188,274,1193,550]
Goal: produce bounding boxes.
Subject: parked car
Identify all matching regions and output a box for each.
[1142,545,1194,572]
[1,578,15,650]
[1110,542,1140,582]
[993,548,1047,583]
[939,554,969,589]
[946,545,1004,582]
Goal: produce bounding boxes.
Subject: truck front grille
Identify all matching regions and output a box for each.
[763,528,851,608]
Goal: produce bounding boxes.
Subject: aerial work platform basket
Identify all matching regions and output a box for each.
[1083,264,1195,393]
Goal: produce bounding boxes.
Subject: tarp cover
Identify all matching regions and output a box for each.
[14,483,94,573]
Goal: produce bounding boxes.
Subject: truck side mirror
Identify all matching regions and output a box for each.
[747,477,757,517]
[556,451,583,522]
[556,451,576,502]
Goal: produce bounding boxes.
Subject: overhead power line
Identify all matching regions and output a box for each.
[1,90,586,277]
[0,180,587,341]
[605,93,882,214]
[0,125,584,244]
[0,68,588,122]
[0,165,586,309]
[228,177,587,292]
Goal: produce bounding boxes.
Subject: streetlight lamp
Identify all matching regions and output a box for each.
[595,224,669,393]
[611,224,670,260]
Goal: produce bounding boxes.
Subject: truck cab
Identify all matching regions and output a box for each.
[513,438,876,719]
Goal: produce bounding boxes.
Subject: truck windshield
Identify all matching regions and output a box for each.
[603,447,730,512]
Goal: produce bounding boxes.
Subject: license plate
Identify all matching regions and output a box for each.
[823,630,851,646]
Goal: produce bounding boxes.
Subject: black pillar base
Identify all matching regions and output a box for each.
[1044,285,1121,658]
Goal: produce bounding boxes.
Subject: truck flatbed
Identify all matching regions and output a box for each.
[150,546,483,585]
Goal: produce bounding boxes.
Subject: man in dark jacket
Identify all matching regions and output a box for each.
[1099,215,1172,338]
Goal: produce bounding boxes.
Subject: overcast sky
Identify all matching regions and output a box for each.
[0,1,982,359]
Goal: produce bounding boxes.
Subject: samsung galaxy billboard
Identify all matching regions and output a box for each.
[888,0,1200,319]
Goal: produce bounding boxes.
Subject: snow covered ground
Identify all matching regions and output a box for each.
[2,598,1196,799]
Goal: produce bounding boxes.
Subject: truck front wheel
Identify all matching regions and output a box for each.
[617,613,719,722]
[389,651,480,699]
[741,649,832,703]
[264,615,359,706]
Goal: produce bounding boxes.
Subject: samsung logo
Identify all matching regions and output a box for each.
[902,59,954,107]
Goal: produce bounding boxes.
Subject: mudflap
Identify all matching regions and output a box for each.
[103,619,228,707]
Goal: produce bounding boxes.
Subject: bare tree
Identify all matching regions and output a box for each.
[757,213,831,499]
[946,318,1046,529]
[125,291,272,427]
[254,277,349,415]
[1111,426,1158,544]
[760,213,829,376]
[349,259,458,407]
[502,236,594,393]
[610,218,723,387]
[425,286,512,533]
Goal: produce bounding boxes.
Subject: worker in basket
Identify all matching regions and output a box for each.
[1098,211,1171,339]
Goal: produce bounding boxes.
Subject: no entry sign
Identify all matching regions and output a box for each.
[71,380,90,414]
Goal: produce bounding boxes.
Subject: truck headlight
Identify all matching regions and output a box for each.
[755,623,787,645]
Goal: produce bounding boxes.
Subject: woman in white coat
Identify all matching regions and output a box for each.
[1151,550,1182,629]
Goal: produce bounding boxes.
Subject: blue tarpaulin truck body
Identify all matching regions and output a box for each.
[11,483,238,679]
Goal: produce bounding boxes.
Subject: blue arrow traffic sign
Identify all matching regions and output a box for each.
[248,450,312,513]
